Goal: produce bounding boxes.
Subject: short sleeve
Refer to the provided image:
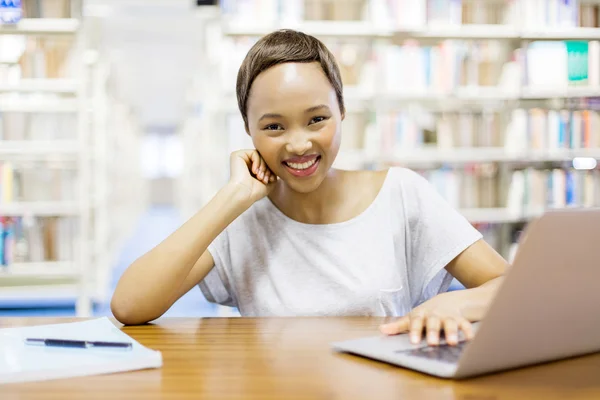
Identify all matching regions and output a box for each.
[198,231,238,308]
[397,168,483,306]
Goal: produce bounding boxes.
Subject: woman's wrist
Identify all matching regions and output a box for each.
[219,182,255,210]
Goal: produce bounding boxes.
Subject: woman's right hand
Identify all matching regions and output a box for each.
[228,149,277,205]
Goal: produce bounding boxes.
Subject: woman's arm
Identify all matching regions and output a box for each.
[380,239,509,344]
[110,184,250,325]
[111,150,276,326]
[444,239,508,289]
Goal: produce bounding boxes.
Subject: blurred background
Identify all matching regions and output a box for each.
[0,0,599,318]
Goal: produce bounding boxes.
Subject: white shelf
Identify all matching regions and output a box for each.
[222,22,600,41]
[0,202,79,217]
[0,140,79,156]
[338,148,600,165]
[0,284,78,301]
[222,20,392,38]
[0,262,79,278]
[521,28,600,41]
[460,208,544,224]
[394,24,519,40]
[0,18,79,35]
[0,98,78,112]
[0,79,78,94]
[521,86,600,99]
[220,86,600,110]
[378,88,519,103]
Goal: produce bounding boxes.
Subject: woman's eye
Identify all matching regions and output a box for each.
[264,124,282,131]
[310,116,328,124]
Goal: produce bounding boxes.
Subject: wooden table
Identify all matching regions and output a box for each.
[1,317,599,399]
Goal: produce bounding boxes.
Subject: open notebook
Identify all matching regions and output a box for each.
[0,317,162,385]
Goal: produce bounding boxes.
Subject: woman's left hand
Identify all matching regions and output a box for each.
[378,292,479,346]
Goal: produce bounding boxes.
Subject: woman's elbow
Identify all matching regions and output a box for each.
[110,295,149,326]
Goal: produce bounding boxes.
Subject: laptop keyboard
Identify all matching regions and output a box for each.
[396,341,468,364]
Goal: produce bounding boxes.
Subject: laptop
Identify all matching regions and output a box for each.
[331,208,600,379]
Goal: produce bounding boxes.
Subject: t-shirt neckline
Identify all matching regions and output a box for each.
[261,168,394,230]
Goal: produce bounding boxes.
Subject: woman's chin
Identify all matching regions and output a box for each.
[278,172,325,194]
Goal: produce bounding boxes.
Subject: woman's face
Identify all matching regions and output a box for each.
[246,62,343,194]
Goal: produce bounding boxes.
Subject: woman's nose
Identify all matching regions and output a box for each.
[285,132,313,154]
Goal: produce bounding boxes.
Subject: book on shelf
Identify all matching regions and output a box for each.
[0,216,76,267]
[360,107,600,157]
[216,0,600,33]
[415,165,500,210]
[507,167,600,212]
[373,38,511,95]
[522,0,579,29]
[415,166,599,216]
[506,108,600,152]
[523,39,600,90]
[579,3,600,28]
[0,35,76,83]
[0,162,76,203]
[1,159,77,268]
[20,0,73,19]
[0,112,76,140]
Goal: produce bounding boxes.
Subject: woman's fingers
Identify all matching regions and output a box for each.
[257,156,265,181]
[458,318,474,341]
[443,318,459,346]
[379,316,410,336]
[409,315,425,344]
[250,151,260,175]
[426,316,442,346]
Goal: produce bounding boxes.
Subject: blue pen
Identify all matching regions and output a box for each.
[25,338,133,350]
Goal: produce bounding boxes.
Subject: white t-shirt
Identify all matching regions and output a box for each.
[199,167,482,317]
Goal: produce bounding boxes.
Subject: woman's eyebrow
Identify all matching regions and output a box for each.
[258,113,283,122]
[305,104,330,113]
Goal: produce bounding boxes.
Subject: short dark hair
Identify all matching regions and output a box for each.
[236,29,345,129]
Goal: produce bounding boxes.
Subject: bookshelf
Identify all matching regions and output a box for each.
[181,0,600,260]
[0,1,96,315]
[0,18,79,35]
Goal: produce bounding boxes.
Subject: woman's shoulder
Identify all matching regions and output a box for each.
[339,168,389,199]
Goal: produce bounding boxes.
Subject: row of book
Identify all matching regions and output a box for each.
[359,108,600,154]
[419,165,500,209]
[0,162,75,203]
[372,0,514,28]
[219,36,600,99]
[507,167,600,211]
[0,216,75,266]
[19,0,73,18]
[0,113,77,141]
[507,108,600,151]
[523,40,600,88]
[364,110,500,152]
[373,40,504,93]
[522,0,581,29]
[0,36,74,80]
[580,3,600,28]
[418,167,600,210]
[375,39,599,94]
[219,0,588,28]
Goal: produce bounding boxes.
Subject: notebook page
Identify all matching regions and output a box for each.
[0,317,162,384]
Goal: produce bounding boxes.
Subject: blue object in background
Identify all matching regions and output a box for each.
[0,0,22,24]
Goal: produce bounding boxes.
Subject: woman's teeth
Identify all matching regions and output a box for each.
[286,158,317,170]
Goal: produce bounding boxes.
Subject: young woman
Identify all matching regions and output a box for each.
[111,29,508,347]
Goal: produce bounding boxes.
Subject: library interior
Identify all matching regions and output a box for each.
[1,0,600,397]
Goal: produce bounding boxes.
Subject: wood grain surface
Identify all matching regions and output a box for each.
[1,317,599,399]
